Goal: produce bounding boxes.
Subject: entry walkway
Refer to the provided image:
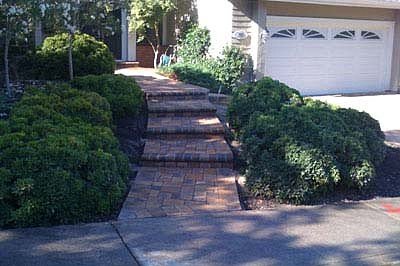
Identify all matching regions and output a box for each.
[118,72,241,219]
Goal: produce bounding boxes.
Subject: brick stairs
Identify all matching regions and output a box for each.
[118,77,241,220]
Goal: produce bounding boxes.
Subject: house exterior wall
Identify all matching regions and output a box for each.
[197,0,233,57]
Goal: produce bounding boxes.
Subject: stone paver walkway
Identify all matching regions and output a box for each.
[119,75,241,219]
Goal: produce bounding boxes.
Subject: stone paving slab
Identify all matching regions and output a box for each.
[115,203,400,266]
[0,222,137,266]
[147,116,225,136]
[141,137,233,164]
[119,167,241,219]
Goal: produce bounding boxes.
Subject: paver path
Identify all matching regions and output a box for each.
[119,76,241,219]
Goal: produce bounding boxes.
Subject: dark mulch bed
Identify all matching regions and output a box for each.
[237,145,400,210]
[115,109,147,164]
[112,108,148,220]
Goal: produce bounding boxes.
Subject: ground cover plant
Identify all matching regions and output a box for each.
[228,77,386,204]
[0,83,132,228]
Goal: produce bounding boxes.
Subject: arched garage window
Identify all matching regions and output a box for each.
[271,29,296,39]
[361,31,381,40]
[333,30,355,40]
[302,29,326,39]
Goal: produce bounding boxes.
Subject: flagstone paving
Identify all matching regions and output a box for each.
[119,75,241,220]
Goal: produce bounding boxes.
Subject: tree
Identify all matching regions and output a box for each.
[128,0,176,69]
[0,1,42,97]
[42,0,125,80]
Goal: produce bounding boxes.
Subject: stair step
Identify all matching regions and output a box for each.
[141,79,209,101]
[141,137,233,168]
[146,116,225,138]
[148,99,217,117]
[116,61,140,69]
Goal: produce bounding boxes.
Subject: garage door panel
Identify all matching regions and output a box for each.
[329,46,357,57]
[265,17,393,95]
[299,63,330,73]
[267,45,297,58]
[297,46,330,58]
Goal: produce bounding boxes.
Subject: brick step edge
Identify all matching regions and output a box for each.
[145,134,225,140]
[141,160,233,169]
[148,106,217,113]
[149,111,217,118]
[141,153,233,162]
[146,94,209,101]
[146,127,225,135]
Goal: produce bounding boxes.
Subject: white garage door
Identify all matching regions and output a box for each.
[265,16,395,95]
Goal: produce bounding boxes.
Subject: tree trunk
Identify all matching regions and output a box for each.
[153,48,159,69]
[4,35,12,98]
[68,33,74,81]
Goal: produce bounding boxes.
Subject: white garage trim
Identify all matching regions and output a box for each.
[265,16,395,95]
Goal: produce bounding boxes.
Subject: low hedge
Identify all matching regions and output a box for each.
[0,84,129,228]
[72,74,145,120]
[21,33,115,80]
[164,63,221,92]
[161,46,247,94]
[228,77,386,204]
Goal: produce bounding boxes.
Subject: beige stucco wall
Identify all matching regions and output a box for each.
[197,0,233,57]
[263,1,396,21]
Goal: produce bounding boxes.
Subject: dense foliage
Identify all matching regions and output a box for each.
[213,46,247,94]
[177,25,211,64]
[166,63,221,91]
[161,49,247,94]
[72,74,145,120]
[0,84,129,228]
[22,33,115,80]
[160,25,247,94]
[228,78,386,204]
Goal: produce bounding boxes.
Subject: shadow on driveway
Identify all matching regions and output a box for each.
[0,222,137,266]
[115,203,400,266]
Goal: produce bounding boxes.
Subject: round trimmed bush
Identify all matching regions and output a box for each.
[0,85,129,228]
[72,74,145,120]
[229,77,386,204]
[27,33,115,80]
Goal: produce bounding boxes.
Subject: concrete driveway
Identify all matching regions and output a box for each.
[1,201,400,266]
[312,94,400,147]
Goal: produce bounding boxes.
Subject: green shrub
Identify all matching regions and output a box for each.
[227,77,303,133]
[72,74,145,120]
[0,85,129,228]
[162,46,247,94]
[166,25,247,94]
[177,25,211,64]
[229,77,386,204]
[23,33,115,80]
[164,63,221,92]
[214,46,247,93]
